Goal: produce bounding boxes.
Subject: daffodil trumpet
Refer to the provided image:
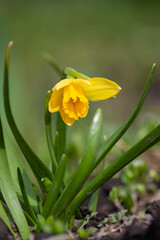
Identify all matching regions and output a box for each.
[49,77,121,126]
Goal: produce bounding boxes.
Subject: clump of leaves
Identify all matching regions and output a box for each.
[0,42,159,240]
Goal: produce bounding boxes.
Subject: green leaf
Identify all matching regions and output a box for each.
[3,42,54,188]
[0,128,30,239]
[93,63,156,169]
[42,154,66,219]
[69,215,75,230]
[108,187,119,202]
[0,67,38,211]
[0,201,16,237]
[32,185,43,215]
[0,113,39,213]
[88,189,100,212]
[23,210,37,226]
[53,109,103,218]
[37,215,67,234]
[78,228,91,239]
[17,168,38,224]
[64,124,160,220]
[45,91,57,173]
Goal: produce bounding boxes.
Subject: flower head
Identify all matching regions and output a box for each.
[49,77,121,126]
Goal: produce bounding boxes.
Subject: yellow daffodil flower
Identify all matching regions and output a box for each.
[49,78,121,126]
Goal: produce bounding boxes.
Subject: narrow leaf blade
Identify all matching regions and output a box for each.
[0,118,29,239]
[3,42,54,188]
[0,148,30,239]
[42,155,66,218]
[1,115,39,213]
[94,63,156,168]
[17,168,38,224]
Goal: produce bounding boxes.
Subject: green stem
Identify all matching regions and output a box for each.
[42,53,62,77]
[56,112,66,164]
[64,67,89,79]
[45,91,57,173]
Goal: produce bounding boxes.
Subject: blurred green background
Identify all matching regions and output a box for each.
[0,0,159,165]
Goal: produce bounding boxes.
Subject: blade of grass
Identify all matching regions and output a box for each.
[0,121,30,239]
[23,210,37,226]
[0,113,39,213]
[0,45,39,213]
[32,185,43,215]
[45,91,57,173]
[93,63,156,169]
[0,201,16,237]
[53,109,103,217]
[88,189,100,212]
[64,124,160,220]
[17,168,38,224]
[42,154,66,219]
[3,42,53,188]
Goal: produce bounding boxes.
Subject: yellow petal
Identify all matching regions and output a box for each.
[48,89,63,113]
[82,78,121,101]
[53,78,91,91]
[53,79,73,91]
[59,107,75,126]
